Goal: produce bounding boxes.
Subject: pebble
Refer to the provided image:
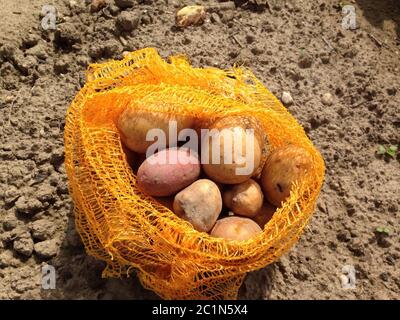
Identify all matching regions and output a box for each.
[54,23,81,48]
[30,220,57,241]
[102,39,123,58]
[336,230,351,242]
[25,43,48,60]
[13,54,37,76]
[281,91,293,106]
[90,0,108,13]
[321,92,333,106]
[116,11,140,32]
[210,12,221,24]
[34,239,59,259]
[15,196,44,215]
[22,34,40,48]
[298,54,312,69]
[54,57,70,74]
[13,233,34,257]
[251,45,264,56]
[114,0,135,9]
[2,213,19,231]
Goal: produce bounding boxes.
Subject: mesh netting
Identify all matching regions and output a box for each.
[64,48,325,300]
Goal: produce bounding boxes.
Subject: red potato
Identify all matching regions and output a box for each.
[137,148,200,197]
[253,202,276,229]
[173,179,222,233]
[223,179,264,218]
[210,216,262,241]
[261,145,313,207]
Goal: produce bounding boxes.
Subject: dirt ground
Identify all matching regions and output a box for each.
[0,0,399,300]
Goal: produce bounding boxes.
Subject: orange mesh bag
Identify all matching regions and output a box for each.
[64,48,325,300]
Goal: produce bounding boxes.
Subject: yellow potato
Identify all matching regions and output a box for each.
[173,179,222,233]
[117,108,194,153]
[223,179,264,218]
[261,145,313,207]
[210,216,262,241]
[201,117,263,184]
[253,202,276,229]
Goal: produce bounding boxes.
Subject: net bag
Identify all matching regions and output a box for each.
[64,48,325,300]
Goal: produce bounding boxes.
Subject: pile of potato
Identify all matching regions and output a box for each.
[117,110,313,242]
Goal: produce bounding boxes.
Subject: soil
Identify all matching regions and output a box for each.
[1,0,399,300]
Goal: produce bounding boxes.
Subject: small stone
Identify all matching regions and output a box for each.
[0,44,16,60]
[246,34,255,44]
[13,233,34,257]
[108,4,120,15]
[22,34,40,48]
[3,213,19,231]
[387,87,397,96]
[25,43,48,60]
[210,12,221,24]
[251,45,264,55]
[375,232,392,248]
[102,39,123,58]
[34,239,59,259]
[337,230,351,242]
[347,239,365,257]
[54,23,81,48]
[380,272,389,282]
[141,14,153,25]
[116,11,140,32]
[321,92,333,106]
[0,250,21,267]
[54,57,69,74]
[114,0,135,9]
[15,196,44,215]
[90,0,108,13]
[320,54,330,64]
[88,45,103,59]
[3,186,21,206]
[30,220,57,241]
[298,54,312,69]
[13,54,37,75]
[50,147,65,167]
[281,91,293,106]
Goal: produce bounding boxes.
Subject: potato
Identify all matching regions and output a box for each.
[173,179,222,232]
[137,148,200,197]
[223,179,264,218]
[210,216,262,241]
[117,108,194,153]
[253,202,276,229]
[201,117,263,184]
[261,145,313,207]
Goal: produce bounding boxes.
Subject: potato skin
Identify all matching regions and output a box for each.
[253,202,276,229]
[173,179,222,233]
[137,148,200,197]
[210,216,262,241]
[261,145,313,207]
[117,108,194,153]
[201,117,262,184]
[223,179,264,218]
